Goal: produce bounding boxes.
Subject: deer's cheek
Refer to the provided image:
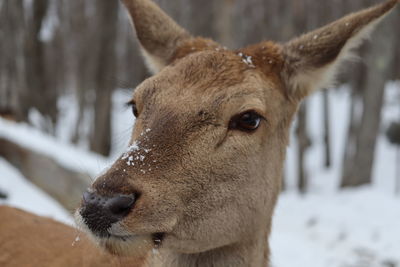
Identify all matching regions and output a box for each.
[123,190,182,230]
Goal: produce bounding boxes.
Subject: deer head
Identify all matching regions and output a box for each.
[76,0,398,266]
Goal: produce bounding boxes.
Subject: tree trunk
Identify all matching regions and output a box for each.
[341,17,396,187]
[213,0,234,48]
[24,0,58,129]
[89,1,119,156]
[296,104,311,194]
[0,0,27,121]
[322,89,331,168]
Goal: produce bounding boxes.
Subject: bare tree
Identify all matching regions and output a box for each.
[213,0,234,48]
[296,104,311,193]
[89,0,119,156]
[0,0,27,120]
[341,13,397,187]
[24,0,59,129]
[322,89,331,168]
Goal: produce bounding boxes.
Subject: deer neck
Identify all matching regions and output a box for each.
[153,227,271,267]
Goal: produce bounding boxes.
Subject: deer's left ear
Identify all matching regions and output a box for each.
[282,0,398,100]
[122,0,191,74]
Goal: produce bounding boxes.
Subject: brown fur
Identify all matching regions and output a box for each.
[122,0,190,73]
[0,206,147,267]
[1,0,397,266]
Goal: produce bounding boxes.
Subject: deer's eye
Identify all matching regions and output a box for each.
[127,101,139,117]
[229,111,262,132]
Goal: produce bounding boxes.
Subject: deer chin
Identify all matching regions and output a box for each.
[96,233,153,257]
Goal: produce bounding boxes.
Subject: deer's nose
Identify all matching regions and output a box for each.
[80,191,136,236]
[83,191,136,217]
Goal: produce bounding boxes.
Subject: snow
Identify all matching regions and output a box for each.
[0,86,399,266]
[0,118,109,176]
[271,188,400,267]
[238,52,256,68]
[122,141,140,159]
[0,157,73,225]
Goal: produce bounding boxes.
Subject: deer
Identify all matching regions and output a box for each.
[0,0,398,266]
[0,205,146,267]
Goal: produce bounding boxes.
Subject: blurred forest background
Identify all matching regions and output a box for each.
[0,0,400,194]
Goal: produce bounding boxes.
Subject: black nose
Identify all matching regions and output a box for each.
[83,191,136,217]
[80,191,136,237]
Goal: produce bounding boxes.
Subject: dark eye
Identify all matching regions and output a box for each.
[229,111,262,132]
[127,101,138,117]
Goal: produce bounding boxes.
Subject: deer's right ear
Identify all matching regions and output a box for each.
[122,0,191,74]
[281,0,398,101]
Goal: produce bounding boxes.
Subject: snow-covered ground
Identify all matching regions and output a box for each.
[271,188,400,267]
[0,86,399,267]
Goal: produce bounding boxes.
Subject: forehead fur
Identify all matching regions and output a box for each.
[137,38,287,99]
[171,50,250,92]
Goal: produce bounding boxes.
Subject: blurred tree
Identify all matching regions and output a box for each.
[341,11,398,187]
[322,89,331,168]
[0,0,27,121]
[296,104,311,194]
[292,0,310,193]
[214,0,234,48]
[67,0,92,144]
[387,122,400,145]
[25,0,59,130]
[386,122,400,194]
[88,0,119,156]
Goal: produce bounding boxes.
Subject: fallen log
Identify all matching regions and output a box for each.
[0,138,90,211]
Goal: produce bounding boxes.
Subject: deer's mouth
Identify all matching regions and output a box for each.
[101,231,164,246]
[95,224,166,255]
[96,232,166,256]
[151,232,165,247]
[96,232,154,256]
[103,232,136,241]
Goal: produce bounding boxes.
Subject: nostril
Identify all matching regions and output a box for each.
[80,191,136,236]
[106,194,136,217]
[83,191,95,204]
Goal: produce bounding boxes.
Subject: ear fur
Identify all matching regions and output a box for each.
[121,0,191,73]
[282,0,398,100]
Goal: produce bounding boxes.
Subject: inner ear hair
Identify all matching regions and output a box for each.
[282,0,399,100]
[122,0,191,74]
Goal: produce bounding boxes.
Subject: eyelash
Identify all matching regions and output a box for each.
[228,110,264,132]
[126,101,138,117]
